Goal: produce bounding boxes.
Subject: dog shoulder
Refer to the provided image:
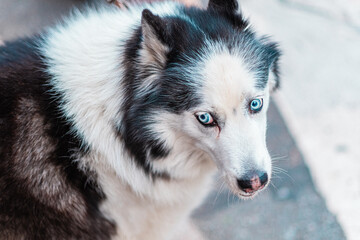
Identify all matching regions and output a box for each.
[0,35,116,239]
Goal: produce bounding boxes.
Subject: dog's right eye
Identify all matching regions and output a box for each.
[195,112,217,127]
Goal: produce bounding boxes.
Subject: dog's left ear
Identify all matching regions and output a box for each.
[268,45,281,91]
[141,9,172,68]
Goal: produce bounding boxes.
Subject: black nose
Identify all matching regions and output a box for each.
[237,171,268,193]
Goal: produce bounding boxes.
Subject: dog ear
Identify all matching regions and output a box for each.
[208,0,239,13]
[268,46,281,91]
[208,0,248,31]
[141,9,172,68]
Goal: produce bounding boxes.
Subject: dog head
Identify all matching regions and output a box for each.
[122,0,280,198]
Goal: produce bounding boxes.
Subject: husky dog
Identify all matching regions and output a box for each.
[0,0,280,239]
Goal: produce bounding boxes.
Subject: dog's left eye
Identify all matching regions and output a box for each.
[249,98,263,113]
[195,112,216,126]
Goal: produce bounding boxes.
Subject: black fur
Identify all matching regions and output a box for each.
[0,38,116,239]
[208,0,239,13]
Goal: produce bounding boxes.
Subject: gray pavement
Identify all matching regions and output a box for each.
[0,0,347,239]
[0,0,83,41]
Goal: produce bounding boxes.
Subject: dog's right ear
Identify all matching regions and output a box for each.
[208,0,239,13]
[141,9,172,68]
[267,44,281,91]
[208,0,248,31]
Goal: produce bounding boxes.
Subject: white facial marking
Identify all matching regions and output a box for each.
[186,45,273,197]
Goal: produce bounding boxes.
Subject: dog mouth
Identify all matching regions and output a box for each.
[238,191,256,198]
[233,184,268,199]
[236,184,267,198]
[223,172,270,199]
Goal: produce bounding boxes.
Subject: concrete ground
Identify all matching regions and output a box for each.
[1,0,357,239]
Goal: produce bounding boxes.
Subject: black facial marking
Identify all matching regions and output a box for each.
[120,11,206,178]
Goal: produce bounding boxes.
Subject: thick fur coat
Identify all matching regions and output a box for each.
[0,0,280,239]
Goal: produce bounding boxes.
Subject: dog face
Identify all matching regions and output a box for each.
[179,49,276,198]
[122,0,280,197]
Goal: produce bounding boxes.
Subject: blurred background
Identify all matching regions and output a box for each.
[0,0,359,239]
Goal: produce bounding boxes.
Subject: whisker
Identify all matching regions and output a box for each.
[271,155,288,163]
[213,179,226,206]
[270,181,278,190]
[272,166,295,183]
[227,188,231,207]
[272,166,288,173]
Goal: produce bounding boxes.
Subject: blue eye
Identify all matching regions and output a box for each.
[249,98,263,113]
[196,112,215,126]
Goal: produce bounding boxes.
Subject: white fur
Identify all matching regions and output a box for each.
[40,2,272,239]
